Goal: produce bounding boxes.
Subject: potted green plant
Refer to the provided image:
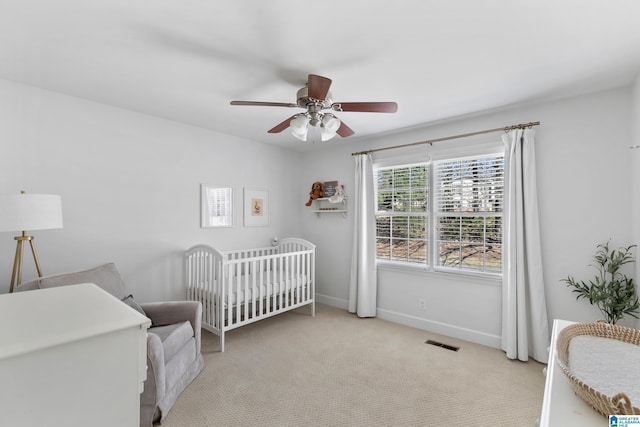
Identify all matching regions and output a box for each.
[562,241,640,325]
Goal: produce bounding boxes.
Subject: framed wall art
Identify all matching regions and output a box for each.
[201,184,233,228]
[323,180,339,197]
[243,188,269,227]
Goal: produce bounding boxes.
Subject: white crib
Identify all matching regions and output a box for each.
[185,238,315,352]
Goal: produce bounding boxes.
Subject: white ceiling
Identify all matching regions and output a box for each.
[2,1,640,150]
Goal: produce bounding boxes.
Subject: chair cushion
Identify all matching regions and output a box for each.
[149,321,195,362]
[21,263,129,300]
[121,294,147,317]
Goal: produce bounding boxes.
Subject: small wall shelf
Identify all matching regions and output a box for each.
[312,197,347,217]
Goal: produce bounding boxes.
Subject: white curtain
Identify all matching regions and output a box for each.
[349,154,377,317]
[502,128,550,362]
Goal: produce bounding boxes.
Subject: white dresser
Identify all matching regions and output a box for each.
[0,283,151,427]
[539,319,605,426]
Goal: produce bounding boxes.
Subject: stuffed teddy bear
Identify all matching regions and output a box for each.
[305,181,325,206]
[328,184,345,203]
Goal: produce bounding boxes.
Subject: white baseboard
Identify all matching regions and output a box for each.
[316,293,501,349]
[376,308,502,349]
[316,293,349,310]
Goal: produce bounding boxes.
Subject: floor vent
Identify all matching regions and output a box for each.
[425,340,460,352]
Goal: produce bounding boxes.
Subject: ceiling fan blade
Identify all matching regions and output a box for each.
[268,115,297,133]
[307,74,332,100]
[231,101,297,108]
[336,120,355,137]
[332,102,398,113]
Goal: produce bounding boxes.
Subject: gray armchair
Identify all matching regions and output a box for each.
[17,263,204,427]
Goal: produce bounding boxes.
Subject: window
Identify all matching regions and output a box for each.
[435,155,503,274]
[375,164,429,264]
[374,152,504,276]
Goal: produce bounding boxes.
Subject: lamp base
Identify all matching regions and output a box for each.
[9,232,43,293]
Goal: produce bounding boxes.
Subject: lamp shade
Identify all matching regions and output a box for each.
[0,193,63,232]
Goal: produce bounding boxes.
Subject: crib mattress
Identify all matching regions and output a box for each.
[190,275,310,307]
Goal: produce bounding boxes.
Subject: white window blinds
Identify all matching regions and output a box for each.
[435,154,504,273]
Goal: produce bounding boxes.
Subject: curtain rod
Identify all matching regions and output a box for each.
[350,121,540,156]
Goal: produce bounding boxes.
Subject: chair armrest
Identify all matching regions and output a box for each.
[140,301,202,353]
[145,332,166,401]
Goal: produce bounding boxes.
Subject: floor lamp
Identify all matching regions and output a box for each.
[0,191,63,293]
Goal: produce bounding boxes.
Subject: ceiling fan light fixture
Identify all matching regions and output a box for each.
[320,114,341,141]
[290,114,309,141]
[320,129,334,141]
[230,74,398,141]
[322,114,341,131]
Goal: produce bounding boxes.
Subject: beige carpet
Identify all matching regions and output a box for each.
[161,304,545,427]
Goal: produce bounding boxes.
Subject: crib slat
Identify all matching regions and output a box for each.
[275,256,281,311]
[212,254,219,330]
[296,252,301,303]
[308,252,311,302]
[234,262,240,323]
[244,260,250,320]
[196,251,203,326]
[258,258,263,316]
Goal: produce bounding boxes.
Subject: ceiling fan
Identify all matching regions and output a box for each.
[230,74,398,141]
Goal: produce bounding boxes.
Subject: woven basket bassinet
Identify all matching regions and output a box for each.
[556,321,640,416]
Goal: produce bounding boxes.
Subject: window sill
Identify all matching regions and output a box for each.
[376,260,502,287]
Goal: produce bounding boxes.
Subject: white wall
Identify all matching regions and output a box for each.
[0,79,303,301]
[2,77,637,344]
[632,73,640,330]
[300,86,635,347]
